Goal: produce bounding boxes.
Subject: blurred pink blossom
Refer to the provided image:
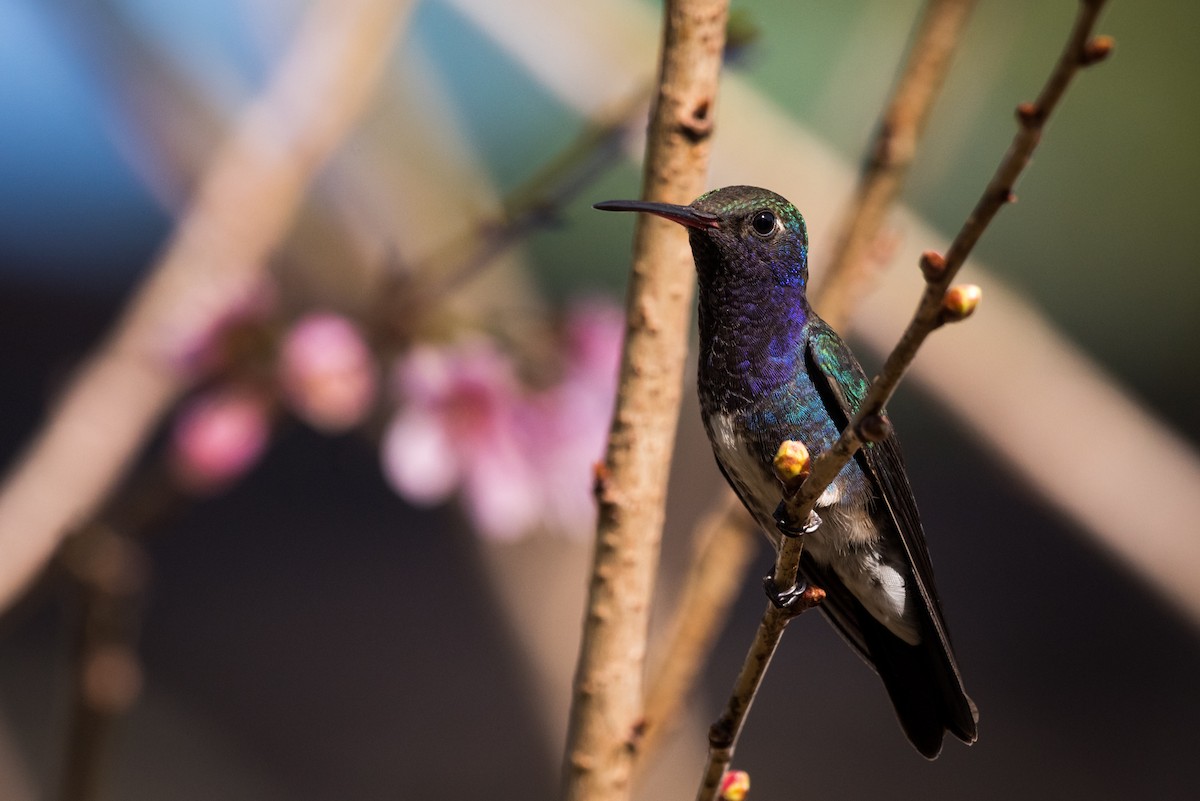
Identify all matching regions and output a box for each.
[279,312,378,432]
[170,388,271,493]
[525,300,623,535]
[382,299,623,540]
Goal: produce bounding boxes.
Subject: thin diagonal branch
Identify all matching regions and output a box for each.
[697,2,1111,796]
[561,2,730,800]
[813,0,977,330]
[392,85,653,316]
[694,581,822,801]
[638,500,757,765]
[0,0,413,615]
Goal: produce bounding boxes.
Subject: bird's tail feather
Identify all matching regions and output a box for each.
[857,604,978,759]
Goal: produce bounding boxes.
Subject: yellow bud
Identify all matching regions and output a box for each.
[940,284,982,323]
[1082,34,1114,66]
[773,440,811,488]
[720,770,751,801]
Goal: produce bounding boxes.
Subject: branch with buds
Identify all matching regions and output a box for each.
[773,0,1111,545]
[695,2,1112,798]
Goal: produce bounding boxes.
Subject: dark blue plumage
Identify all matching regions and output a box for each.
[595,185,977,758]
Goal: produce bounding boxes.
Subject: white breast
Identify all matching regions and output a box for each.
[705,411,783,532]
[705,410,920,645]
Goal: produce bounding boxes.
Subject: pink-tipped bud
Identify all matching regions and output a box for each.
[170,388,270,493]
[919,250,946,282]
[719,770,751,801]
[279,313,377,433]
[773,440,811,490]
[940,284,982,324]
[1016,101,1041,127]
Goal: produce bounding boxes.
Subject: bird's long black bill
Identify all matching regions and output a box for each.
[593,199,720,230]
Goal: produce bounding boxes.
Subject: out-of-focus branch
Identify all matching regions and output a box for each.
[56,464,186,801]
[561,1,730,800]
[638,500,757,764]
[0,0,413,615]
[58,526,150,801]
[813,0,977,331]
[392,85,653,318]
[46,1,392,315]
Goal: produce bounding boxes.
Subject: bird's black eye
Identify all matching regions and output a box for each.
[750,210,776,238]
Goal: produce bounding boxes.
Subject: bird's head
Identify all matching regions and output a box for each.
[594,185,809,290]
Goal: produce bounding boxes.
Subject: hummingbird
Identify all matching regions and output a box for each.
[594,185,977,758]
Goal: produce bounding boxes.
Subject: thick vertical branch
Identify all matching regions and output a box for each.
[814,0,976,330]
[562,2,729,800]
[0,0,412,614]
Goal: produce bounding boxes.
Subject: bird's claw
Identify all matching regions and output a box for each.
[773,505,821,538]
[763,574,809,612]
